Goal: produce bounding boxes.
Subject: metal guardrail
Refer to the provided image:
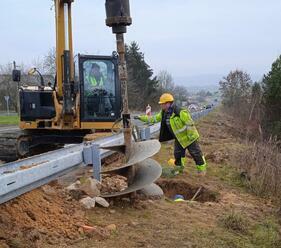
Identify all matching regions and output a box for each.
[191,108,213,120]
[0,126,158,204]
[0,108,214,204]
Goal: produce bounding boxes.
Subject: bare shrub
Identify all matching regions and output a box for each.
[219,210,249,234]
[234,139,281,199]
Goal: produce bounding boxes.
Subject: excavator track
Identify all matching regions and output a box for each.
[0,131,21,162]
[0,129,89,162]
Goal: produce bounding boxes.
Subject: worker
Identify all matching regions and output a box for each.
[135,93,207,175]
[86,62,112,113]
[87,63,104,87]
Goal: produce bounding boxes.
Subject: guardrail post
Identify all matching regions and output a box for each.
[140,127,151,141]
[83,143,101,182]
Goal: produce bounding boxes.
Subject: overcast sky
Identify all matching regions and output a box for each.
[0,0,281,86]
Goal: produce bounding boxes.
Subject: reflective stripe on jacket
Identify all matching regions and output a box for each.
[88,75,104,87]
[139,106,199,148]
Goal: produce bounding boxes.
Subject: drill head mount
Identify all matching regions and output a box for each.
[105,0,132,34]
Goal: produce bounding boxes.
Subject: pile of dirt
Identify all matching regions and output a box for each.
[101,154,125,172]
[102,153,124,167]
[0,183,87,247]
[101,175,128,194]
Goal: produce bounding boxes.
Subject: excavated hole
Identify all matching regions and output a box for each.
[156,179,220,203]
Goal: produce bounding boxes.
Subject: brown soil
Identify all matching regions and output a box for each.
[19,161,49,171]
[0,109,280,248]
[83,132,113,141]
[0,183,87,247]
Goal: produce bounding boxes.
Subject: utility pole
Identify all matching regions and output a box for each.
[13,61,20,114]
[4,96,10,116]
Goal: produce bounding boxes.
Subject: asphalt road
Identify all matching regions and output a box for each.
[0,125,19,133]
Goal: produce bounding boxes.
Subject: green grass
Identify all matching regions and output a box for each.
[0,115,19,125]
[193,217,281,248]
[251,219,281,247]
[207,162,245,187]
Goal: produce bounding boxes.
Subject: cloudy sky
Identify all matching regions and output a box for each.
[0,0,281,86]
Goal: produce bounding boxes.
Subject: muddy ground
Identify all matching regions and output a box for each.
[0,110,280,248]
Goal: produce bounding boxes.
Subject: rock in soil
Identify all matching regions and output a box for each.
[139,183,164,198]
[79,178,101,197]
[94,197,110,208]
[66,180,81,191]
[79,197,96,209]
[105,224,117,232]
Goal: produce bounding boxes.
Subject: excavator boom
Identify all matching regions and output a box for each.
[55,0,75,116]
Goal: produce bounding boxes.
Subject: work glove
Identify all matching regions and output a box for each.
[133,116,140,120]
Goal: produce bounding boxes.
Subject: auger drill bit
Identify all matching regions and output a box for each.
[105,0,134,184]
[103,0,162,197]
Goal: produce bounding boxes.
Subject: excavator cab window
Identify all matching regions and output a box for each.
[79,55,121,122]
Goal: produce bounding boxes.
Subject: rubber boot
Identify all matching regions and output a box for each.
[196,156,207,176]
[172,157,186,175]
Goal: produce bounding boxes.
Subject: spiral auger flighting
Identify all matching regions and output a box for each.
[101,0,162,197]
[100,139,162,197]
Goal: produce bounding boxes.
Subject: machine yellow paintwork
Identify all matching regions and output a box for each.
[20,0,113,131]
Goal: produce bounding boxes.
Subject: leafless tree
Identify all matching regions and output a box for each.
[0,63,19,111]
[173,85,189,106]
[157,70,175,92]
[219,70,252,119]
[43,47,56,76]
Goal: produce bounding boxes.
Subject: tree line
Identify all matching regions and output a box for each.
[219,55,281,141]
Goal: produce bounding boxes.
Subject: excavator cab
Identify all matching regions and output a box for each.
[16,54,121,128]
[78,54,121,122]
[18,54,122,125]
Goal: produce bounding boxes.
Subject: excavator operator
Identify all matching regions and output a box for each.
[88,63,104,87]
[85,62,113,115]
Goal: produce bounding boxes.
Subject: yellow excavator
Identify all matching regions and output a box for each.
[1,0,132,161]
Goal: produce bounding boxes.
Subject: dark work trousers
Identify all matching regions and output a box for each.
[174,139,204,166]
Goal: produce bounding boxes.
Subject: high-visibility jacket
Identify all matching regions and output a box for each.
[139,105,199,148]
[88,75,104,87]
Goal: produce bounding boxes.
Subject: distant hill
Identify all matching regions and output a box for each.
[174,73,263,92]
[174,74,222,92]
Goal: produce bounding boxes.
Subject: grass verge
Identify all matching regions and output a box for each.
[0,115,19,125]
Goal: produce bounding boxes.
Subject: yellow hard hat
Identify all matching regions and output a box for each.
[158,93,174,104]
